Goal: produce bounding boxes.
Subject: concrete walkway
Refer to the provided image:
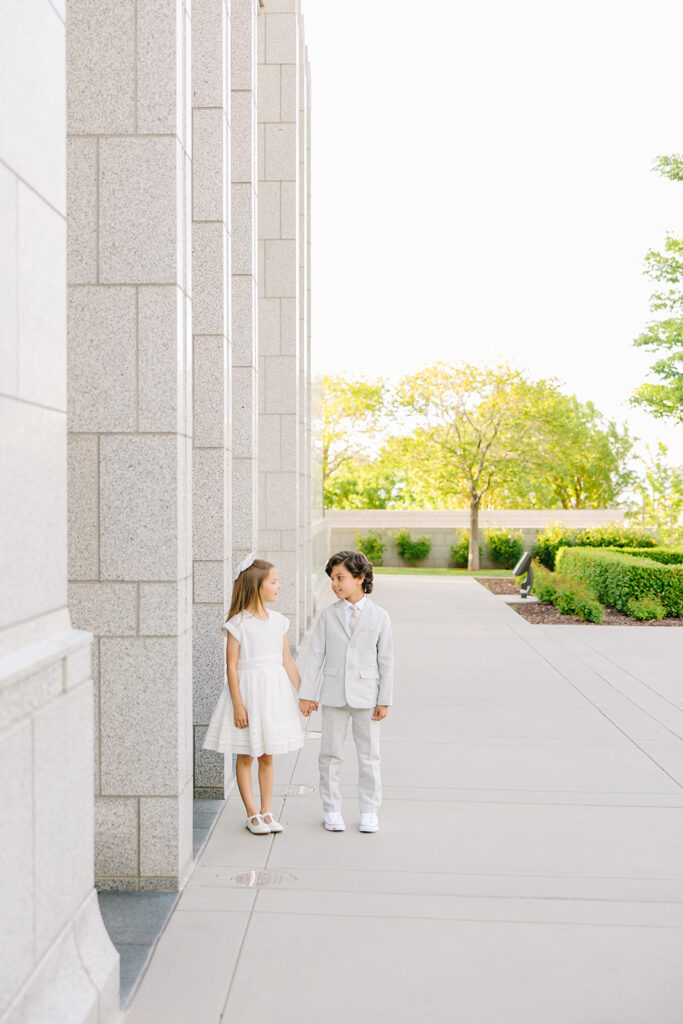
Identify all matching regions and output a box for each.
[123,577,683,1023]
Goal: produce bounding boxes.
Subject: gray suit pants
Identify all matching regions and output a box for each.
[319,704,382,814]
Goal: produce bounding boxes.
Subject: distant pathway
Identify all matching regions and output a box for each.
[125,577,683,1024]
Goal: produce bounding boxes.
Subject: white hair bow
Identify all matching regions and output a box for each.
[232,552,256,581]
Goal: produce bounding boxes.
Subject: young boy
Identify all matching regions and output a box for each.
[299,550,393,833]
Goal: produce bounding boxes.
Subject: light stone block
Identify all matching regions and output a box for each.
[258,64,281,122]
[138,285,184,433]
[193,108,226,222]
[265,239,297,297]
[258,297,281,354]
[66,137,97,285]
[94,797,138,878]
[140,797,180,877]
[232,366,257,459]
[34,685,94,957]
[266,471,297,531]
[67,286,137,432]
[257,6,266,64]
[231,274,256,367]
[258,180,280,239]
[265,356,297,414]
[3,927,98,1024]
[72,891,119,1024]
[137,0,182,134]
[100,435,180,582]
[193,335,226,446]
[231,183,255,276]
[280,296,297,353]
[67,433,98,581]
[231,90,255,183]
[193,604,226,722]
[258,529,282,550]
[69,583,137,637]
[265,123,297,182]
[194,726,225,789]
[265,13,297,64]
[99,137,179,284]
[0,721,33,1015]
[258,413,281,472]
[279,411,297,465]
[67,0,135,135]
[0,0,66,212]
[0,164,18,397]
[192,0,226,108]
[280,63,297,122]
[231,0,255,91]
[257,122,265,183]
[0,400,67,632]
[139,582,180,636]
[192,221,228,335]
[18,186,66,410]
[280,180,297,239]
[100,638,181,795]
[193,448,228,562]
[232,459,258,551]
[193,561,225,604]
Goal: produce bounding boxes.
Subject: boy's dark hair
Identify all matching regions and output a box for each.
[325,550,374,594]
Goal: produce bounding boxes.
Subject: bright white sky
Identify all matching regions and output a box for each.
[302,0,683,467]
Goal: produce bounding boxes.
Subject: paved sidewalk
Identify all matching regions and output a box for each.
[124,577,683,1024]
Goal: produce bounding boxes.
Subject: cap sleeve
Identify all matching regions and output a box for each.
[222,615,242,642]
[279,613,290,637]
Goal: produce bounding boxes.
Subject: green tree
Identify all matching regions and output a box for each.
[320,374,386,509]
[631,155,683,424]
[631,442,683,545]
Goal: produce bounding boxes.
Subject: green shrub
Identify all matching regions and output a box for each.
[394,529,432,566]
[355,530,385,565]
[450,531,469,568]
[618,546,683,566]
[533,522,656,570]
[627,595,666,621]
[484,528,524,569]
[556,546,683,617]
[531,561,604,622]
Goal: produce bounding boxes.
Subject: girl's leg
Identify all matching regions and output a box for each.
[235,755,259,821]
[257,753,274,814]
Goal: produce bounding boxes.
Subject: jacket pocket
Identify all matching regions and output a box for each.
[359,670,379,679]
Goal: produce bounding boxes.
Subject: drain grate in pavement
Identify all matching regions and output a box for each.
[233,869,297,888]
[273,784,315,795]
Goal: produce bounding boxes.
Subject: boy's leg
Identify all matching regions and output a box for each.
[350,708,382,814]
[319,705,350,813]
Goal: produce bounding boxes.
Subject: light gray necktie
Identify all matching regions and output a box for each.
[349,606,359,634]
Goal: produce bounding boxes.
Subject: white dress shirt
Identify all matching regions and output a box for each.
[344,595,366,629]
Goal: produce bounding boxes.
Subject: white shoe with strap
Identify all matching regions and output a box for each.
[245,813,270,834]
[261,811,284,833]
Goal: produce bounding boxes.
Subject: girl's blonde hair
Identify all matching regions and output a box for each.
[226,559,274,623]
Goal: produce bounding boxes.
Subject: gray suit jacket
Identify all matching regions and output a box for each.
[299,598,393,709]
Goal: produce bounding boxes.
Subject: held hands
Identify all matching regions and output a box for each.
[372,705,389,722]
[233,702,249,729]
[299,699,318,718]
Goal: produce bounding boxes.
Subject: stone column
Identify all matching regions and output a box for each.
[67,0,193,890]
[231,0,260,568]
[257,0,302,639]
[191,0,232,799]
[298,32,312,626]
[0,1,118,1020]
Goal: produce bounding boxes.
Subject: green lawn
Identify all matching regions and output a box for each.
[374,566,514,577]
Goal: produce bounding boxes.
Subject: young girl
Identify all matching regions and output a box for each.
[203,555,304,834]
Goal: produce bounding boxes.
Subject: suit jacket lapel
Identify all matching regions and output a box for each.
[335,601,351,638]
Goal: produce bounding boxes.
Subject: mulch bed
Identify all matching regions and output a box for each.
[475,577,683,627]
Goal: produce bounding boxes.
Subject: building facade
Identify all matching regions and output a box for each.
[0,0,313,1020]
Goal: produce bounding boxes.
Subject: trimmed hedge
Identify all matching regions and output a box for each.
[617,546,683,566]
[355,530,385,565]
[394,529,432,566]
[484,528,524,569]
[556,546,683,617]
[534,522,657,570]
[627,595,666,621]
[531,561,605,623]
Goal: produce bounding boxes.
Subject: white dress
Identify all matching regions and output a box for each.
[202,610,304,757]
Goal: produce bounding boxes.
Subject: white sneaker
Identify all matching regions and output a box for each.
[359,812,379,833]
[323,812,345,831]
[261,812,283,833]
[245,814,270,835]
